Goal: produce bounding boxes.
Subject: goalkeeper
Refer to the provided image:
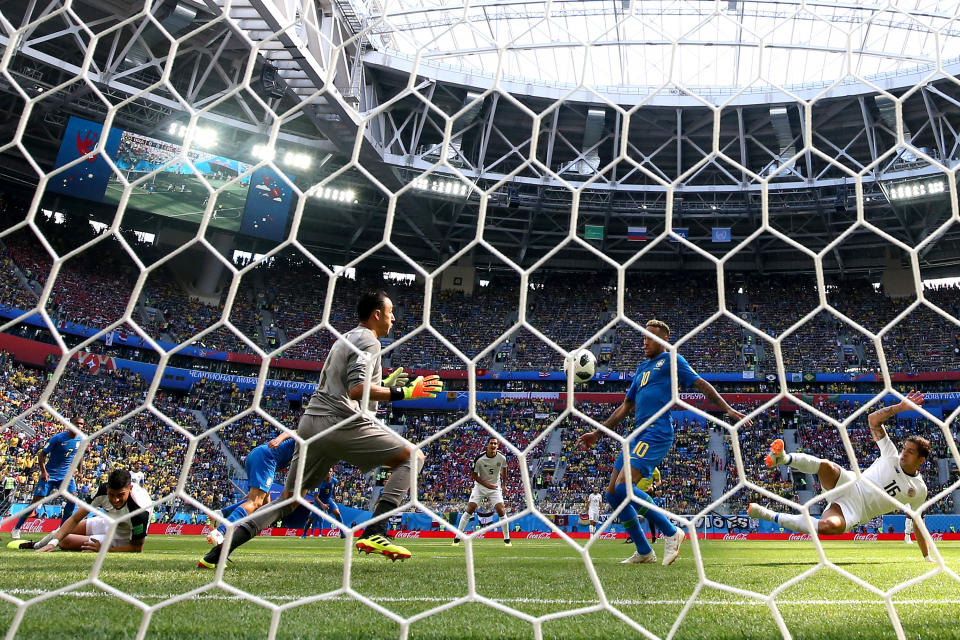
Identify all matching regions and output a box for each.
[199,290,442,567]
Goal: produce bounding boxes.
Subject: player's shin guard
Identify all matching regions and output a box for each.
[784,452,822,475]
[628,487,677,538]
[607,489,653,556]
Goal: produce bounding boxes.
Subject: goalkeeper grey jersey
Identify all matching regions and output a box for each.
[304,326,382,421]
[473,452,507,488]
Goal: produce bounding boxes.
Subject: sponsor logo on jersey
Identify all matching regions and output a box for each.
[722,533,748,540]
[526,531,551,539]
[394,531,420,538]
[853,533,878,541]
[655,360,664,368]
[787,533,811,541]
[907,487,916,497]
[163,524,185,535]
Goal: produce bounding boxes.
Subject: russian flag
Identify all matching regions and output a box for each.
[627,226,647,241]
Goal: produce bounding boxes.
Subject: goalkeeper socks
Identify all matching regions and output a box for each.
[216,501,250,535]
[774,512,817,534]
[606,489,653,556]
[362,499,398,539]
[457,511,472,535]
[629,487,677,539]
[785,452,822,475]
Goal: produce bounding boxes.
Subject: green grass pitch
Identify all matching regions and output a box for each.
[2,536,959,639]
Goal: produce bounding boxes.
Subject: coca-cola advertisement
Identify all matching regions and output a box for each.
[853,533,879,541]
[722,533,748,540]
[394,531,420,538]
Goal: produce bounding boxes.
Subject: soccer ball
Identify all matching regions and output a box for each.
[565,348,597,383]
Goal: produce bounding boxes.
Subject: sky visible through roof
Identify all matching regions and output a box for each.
[365,0,960,91]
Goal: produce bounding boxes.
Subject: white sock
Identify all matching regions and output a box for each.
[501,519,510,541]
[775,512,817,534]
[457,512,471,534]
[589,524,596,534]
[786,452,823,475]
[34,531,57,548]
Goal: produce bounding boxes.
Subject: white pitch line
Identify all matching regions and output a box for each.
[3,589,959,607]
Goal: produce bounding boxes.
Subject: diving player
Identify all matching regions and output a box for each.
[749,390,932,562]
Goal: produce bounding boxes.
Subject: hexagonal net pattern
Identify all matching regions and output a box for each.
[0,1,959,639]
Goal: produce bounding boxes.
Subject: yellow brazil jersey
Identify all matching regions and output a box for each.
[635,467,661,492]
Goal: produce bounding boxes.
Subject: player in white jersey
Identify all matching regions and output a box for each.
[454,437,511,546]
[587,491,604,534]
[130,466,145,486]
[749,391,933,561]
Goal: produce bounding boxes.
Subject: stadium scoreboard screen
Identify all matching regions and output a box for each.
[46,116,294,241]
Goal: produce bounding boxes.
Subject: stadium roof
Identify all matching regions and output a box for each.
[368,0,960,92]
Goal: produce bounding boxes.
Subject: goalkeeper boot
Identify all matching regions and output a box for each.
[620,550,657,564]
[355,534,412,562]
[7,540,34,550]
[764,439,787,468]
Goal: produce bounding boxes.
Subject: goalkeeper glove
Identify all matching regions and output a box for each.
[402,375,443,400]
[383,367,409,387]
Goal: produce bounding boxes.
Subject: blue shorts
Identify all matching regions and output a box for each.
[245,448,276,493]
[34,478,77,496]
[613,436,672,479]
[317,500,339,513]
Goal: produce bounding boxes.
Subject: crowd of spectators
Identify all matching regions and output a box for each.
[3,219,960,375]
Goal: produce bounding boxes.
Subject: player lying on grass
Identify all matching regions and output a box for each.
[207,433,296,545]
[8,469,151,553]
[578,319,751,566]
[198,290,442,568]
[453,437,512,547]
[749,390,933,562]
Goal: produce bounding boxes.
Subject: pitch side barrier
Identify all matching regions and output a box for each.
[0,311,957,386]
[4,520,959,542]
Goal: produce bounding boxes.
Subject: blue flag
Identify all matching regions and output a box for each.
[712,227,732,242]
[669,228,689,242]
